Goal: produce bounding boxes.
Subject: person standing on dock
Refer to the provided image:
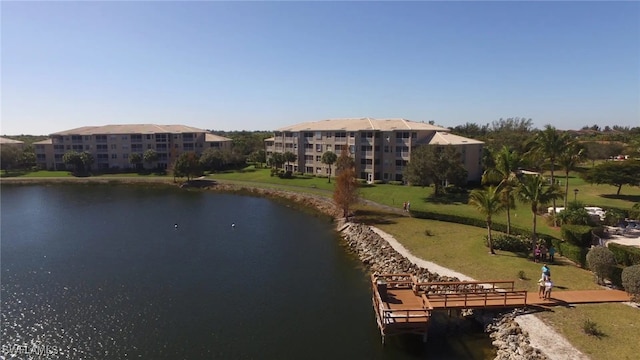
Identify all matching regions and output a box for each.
[543,278,553,299]
[538,277,545,298]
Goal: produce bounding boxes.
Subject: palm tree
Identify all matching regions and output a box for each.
[558,141,585,207]
[321,151,337,183]
[527,125,567,226]
[482,146,521,234]
[468,186,506,255]
[517,174,564,254]
[283,151,297,173]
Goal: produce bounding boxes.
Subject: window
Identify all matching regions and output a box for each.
[325,132,332,138]
[349,132,355,138]
[85,145,90,150]
[122,135,128,140]
[316,144,323,152]
[315,156,322,162]
[97,144,108,151]
[96,135,107,142]
[335,132,346,139]
[305,144,313,150]
[111,154,118,159]
[315,131,322,140]
[326,145,332,152]
[111,144,117,150]
[123,154,129,159]
[37,154,46,160]
[349,145,355,154]
[305,155,313,161]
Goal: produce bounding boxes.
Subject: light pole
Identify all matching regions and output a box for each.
[573,188,579,202]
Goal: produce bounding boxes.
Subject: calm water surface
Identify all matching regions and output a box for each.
[1,184,494,359]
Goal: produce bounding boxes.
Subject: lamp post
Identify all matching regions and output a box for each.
[573,188,579,202]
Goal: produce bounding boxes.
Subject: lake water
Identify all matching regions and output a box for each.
[1,184,494,359]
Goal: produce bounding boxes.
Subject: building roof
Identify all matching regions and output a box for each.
[422,131,484,146]
[205,133,232,142]
[51,124,208,136]
[0,137,25,145]
[33,139,53,145]
[276,118,450,132]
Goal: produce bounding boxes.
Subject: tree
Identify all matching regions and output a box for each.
[468,186,506,255]
[516,174,564,249]
[129,153,143,170]
[527,125,567,226]
[581,160,640,195]
[199,148,225,172]
[248,149,266,168]
[586,246,617,285]
[482,146,521,234]
[0,146,21,173]
[622,265,640,301]
[404,146,467,195]
[583,142,625,166]
[557,140,585,208]
[173,152,202,181]
[62,151,93,175]
[321,151,337,183]
[268,152,285,172]
[283,151,297,173]
[143,149,159,169]
[333,149,359,218]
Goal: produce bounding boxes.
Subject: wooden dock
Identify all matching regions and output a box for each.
[371,273,631,343]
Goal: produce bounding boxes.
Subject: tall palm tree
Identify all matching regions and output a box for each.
[558,141,585,207]
[482,146,521,234]
[468,186,506,255]
[517,174,564,254]
[527,125,567,226]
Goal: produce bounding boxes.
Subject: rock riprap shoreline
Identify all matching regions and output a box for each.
[339,222,548,360]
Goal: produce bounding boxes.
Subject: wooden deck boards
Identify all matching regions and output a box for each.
[371,274,631,343]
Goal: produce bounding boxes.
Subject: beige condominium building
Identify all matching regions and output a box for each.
[265,118,484,183]
[0,137,25,150]
[34,124,232,171]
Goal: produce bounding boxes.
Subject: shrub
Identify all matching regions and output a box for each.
[373,180,385,184]
[485,234,530,253]
[586,246,617,285]
[553,239,588,267]
[603,208,627,226]
[388,181,404,185]
[517,270,527,280]
[561,225,594,247]
[556,207,596,226]
[582,319,604,338]
[444,184,467,194]
[607,243,640,266]
[279,170,293,179]
[629,203,640,220]
[621,265,640,301]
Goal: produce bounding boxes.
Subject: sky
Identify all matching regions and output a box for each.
[1,1,639,135]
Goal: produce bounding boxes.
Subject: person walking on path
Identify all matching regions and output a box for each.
[402,201,407,212]
[548,245,556,263]
[406,201,410,212]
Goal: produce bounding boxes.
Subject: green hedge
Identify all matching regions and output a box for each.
[611,265,624,288]
[551,238,588,267]
[560,225,594,247]
[608,243,640,266]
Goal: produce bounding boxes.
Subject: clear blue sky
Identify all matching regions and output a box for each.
[2,1,639,135]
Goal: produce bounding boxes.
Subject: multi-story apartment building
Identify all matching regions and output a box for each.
[34,124,232,171]
[0,137,25,151]
[265,118,484,183]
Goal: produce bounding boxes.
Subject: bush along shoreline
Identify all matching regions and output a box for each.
[338,222,547,360]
